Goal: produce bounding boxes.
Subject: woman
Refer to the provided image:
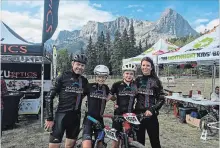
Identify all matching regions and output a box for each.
[135,57,165,148]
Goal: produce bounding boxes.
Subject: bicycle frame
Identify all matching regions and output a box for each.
[102,113,145,148]
[207,121,219,130]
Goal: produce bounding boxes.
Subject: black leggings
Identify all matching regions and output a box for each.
[136,116,161,148]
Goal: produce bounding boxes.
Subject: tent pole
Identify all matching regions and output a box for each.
[41,49,45,128]
[212,63,216,92]
[156,55,159,76]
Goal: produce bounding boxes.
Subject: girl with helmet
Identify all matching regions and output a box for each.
[107,63,138,148]
[82,65,110,148]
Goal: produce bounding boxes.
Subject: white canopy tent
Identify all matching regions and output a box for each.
[158,25,220,64]
[123,38,179,65]
[158,25,220,92]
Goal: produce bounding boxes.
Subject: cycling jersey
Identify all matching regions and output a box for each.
[110,80,137,114]
[45,70,88,121]
[85,83,109,118]
[135,75,165,115]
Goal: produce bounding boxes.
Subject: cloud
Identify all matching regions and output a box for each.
[1,1,115,43]
[6,1,43,8]
[92,3,102,8]
[195,19,220,33]
[204,12,213,16]
[126,5,144,8]
[194,19,209,24]
[137,9,143,12]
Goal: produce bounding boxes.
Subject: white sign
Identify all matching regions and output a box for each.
[123,113,140,125]
[5,80,52,92]
[159,76,175,83]
[104,126,118,141]
[18,98,41,115]
[1,55,43,63]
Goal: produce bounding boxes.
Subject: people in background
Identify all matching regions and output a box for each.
[211,86,219,101]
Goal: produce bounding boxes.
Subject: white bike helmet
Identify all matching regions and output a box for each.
[122,63,137,72]
[94,65,110,75]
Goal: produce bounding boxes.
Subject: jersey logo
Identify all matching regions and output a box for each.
[118,85,137,97]
[90,89,107,100]
[138,80,154,95]
[65,81,83,93]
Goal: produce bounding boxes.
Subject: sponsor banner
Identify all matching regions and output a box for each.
[42,0,60,43]
[159,50,220,63]
[0,55,51,64]
[5,80,52,92]
[1,63,51,80]
[1,44,43,56]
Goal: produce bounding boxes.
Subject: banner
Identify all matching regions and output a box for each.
[42,0,60,44]
[159,50,220,64]
[1,63,51,80]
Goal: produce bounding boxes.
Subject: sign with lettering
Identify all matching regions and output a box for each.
[159,49,220,64]
[104,126,118,141]
[123,113,140,125]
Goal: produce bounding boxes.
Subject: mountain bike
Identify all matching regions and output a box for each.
[102,113,146,148]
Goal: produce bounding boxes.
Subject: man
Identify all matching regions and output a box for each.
[82,65,110,148]
[108,63,138,148]
[1,76,8,135]
[44,54,88,148]
[211,86,219,101]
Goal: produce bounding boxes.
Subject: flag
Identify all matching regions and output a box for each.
[42,0,60,44]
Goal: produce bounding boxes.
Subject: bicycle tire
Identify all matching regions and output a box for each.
[129,141,146,148]
[199,114,218,137]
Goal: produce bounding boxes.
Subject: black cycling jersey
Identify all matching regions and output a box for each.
[135,75,165,115]
[45,70,88,121]
[85,83,109,118]
[110,80,137,114]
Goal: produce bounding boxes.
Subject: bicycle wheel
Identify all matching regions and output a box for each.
[129,141,146,148]
[200,114,218,137]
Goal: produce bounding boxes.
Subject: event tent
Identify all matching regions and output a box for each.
[1,21,43,56]
[122,38,179,65]
[158,25,220,64]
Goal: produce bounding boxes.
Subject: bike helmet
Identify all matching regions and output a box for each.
[94,65,110,75]
[73,54,87,64]
[122,63,137,72]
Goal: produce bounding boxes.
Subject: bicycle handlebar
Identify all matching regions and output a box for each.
[102,113,149,122]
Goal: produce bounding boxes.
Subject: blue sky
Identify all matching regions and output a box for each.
[1,0,219,42]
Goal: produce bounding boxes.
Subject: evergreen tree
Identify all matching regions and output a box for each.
[110,30,123,75]
[95,31,105,65]
[105,31,112,73]
[57,49,69,73]
[80,47,84,54]
[138,40,142,55]
[85,36,97,75]
[129,20,136,56]
[68,53,73,69]
[122,28,129,58]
